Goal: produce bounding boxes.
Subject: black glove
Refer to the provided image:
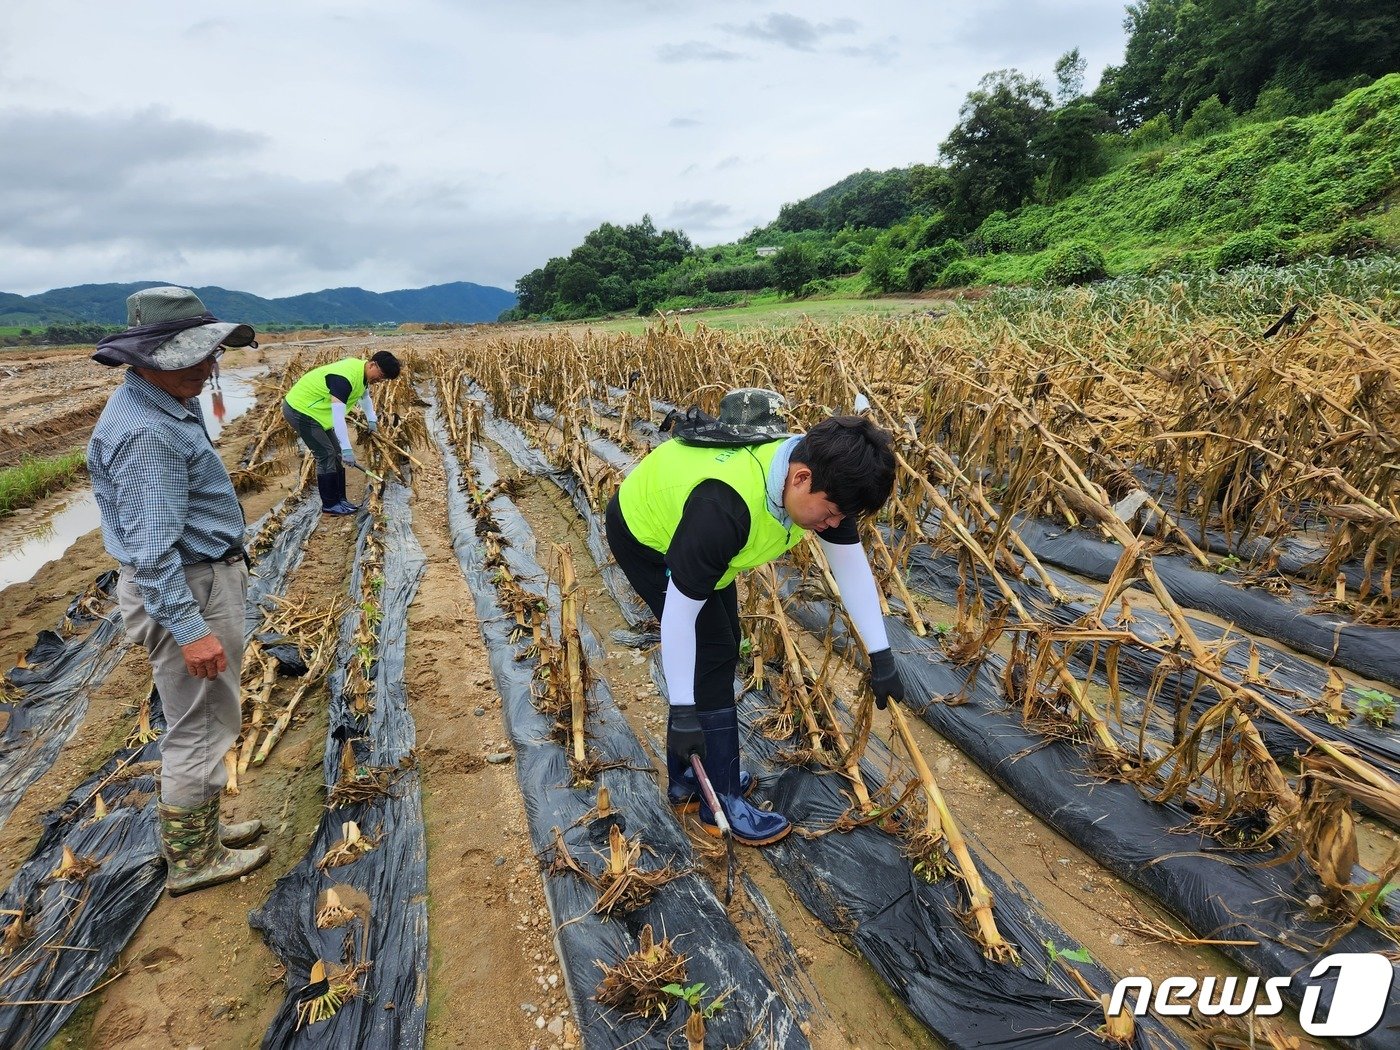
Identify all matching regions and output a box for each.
[869,649,905,711]
[668,705,706,761]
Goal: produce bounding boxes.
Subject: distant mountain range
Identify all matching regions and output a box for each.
[0,280,517,328]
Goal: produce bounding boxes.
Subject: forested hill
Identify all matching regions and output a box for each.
[0,280,517,332]
[509,0,1400,321]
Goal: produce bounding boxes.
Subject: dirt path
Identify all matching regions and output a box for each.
[406,449,577,1048]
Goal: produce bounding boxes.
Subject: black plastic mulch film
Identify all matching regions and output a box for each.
[1125,463,1383,592]
[780,582,1400,1049]
[425,390,809,1049]
[482,401,1184,1049]
[514,400,651,630]
[0,495,320,1050]
[1010,513,1400,691]
[250,482,429,1049]
[0,571,129,831]
[903,542,1400,787]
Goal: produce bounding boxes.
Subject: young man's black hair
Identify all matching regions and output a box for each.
[370,350,402,380]
[789,415,895,518]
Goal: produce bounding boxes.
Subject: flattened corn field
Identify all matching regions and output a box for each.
[2,291,1399,1050]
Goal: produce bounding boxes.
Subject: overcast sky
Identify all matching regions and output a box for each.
[0,0,1130,299]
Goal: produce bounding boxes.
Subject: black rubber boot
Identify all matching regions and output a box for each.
[694,706,790,846]
[337,465,358,510]
[667,709,754,813]
[317,472,351,514]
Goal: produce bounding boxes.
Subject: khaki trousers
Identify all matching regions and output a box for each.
[118,561,247,807]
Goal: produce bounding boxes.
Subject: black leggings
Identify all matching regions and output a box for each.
[605,495,741,712]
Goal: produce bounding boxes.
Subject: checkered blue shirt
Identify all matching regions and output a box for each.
[88,370,245,644]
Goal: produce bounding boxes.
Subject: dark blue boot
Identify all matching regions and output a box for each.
[318,473,353,515]
[694,706,790,847]
[337,466,359,510]
[667,709,754,812]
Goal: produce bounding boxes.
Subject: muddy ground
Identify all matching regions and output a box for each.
[0,332,1390,1049]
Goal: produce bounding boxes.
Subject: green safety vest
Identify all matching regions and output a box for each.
[618,439,805,590]
[284,359,368,429]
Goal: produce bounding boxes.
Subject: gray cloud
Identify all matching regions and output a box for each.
[668,116,703,128]
[666,199,733,228]
[182,18,233,40]
[837,37,898,63]
[724,13,858,52]
[678,154,746,178]
[0,107,593,294]
[0,108,263,192]
[657,40,745,62]
[954,1,1127,66]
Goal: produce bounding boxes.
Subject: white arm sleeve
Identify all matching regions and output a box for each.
[359,393,377,423]
[819,537,890,654]
[330,400,351,448]
[659,578,705,707]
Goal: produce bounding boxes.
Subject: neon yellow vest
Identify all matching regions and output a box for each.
[284,359,367,429]
[618,439,805,589]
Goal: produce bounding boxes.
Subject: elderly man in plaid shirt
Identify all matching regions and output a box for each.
[88,286,270,896]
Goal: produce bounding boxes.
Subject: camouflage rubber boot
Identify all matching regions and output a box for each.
[219,818,264,848]
[158,798,271,897]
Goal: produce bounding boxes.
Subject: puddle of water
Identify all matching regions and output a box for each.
[200,366,260,442]
[0,367,265,592]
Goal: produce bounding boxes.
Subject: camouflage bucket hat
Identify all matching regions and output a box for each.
[716,388,790,439]
[126,286,255,370]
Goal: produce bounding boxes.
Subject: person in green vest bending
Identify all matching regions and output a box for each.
[604,388,906,847]
[282,351,402,514]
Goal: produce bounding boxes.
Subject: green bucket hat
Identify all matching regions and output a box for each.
[93,286,256,370]
[131,286,255,369]
[716,387,791,439]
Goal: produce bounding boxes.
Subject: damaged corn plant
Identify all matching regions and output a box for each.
[594,922,689,1020]
[449,304,1400,931]
[237,594,342,774]
[744,558,1021,965]
[547,822,684,922]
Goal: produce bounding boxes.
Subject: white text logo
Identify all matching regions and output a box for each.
[1108,953,1393,1038]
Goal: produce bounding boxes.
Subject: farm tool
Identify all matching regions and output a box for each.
[345,460,384,482]
[690,754,735,906]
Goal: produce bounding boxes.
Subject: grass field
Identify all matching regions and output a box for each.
[555,291,951,335]
[0,450,87,517]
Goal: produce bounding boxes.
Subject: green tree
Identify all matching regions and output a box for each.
[940,70,1053,224]
[1254,0,1400,109]
[1037,101,1108,199]
[775,200,824,232]
[1181,95,1233,139]
[860,242,903,293]
[1103,0,1400,127]
[1054,48,1087,103]
[1105,0,1185,126]
[557,262,601,304]
[828,170,914,229]
[908,164,955,215]
[513,215,695,316]
[772,244,819,295]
